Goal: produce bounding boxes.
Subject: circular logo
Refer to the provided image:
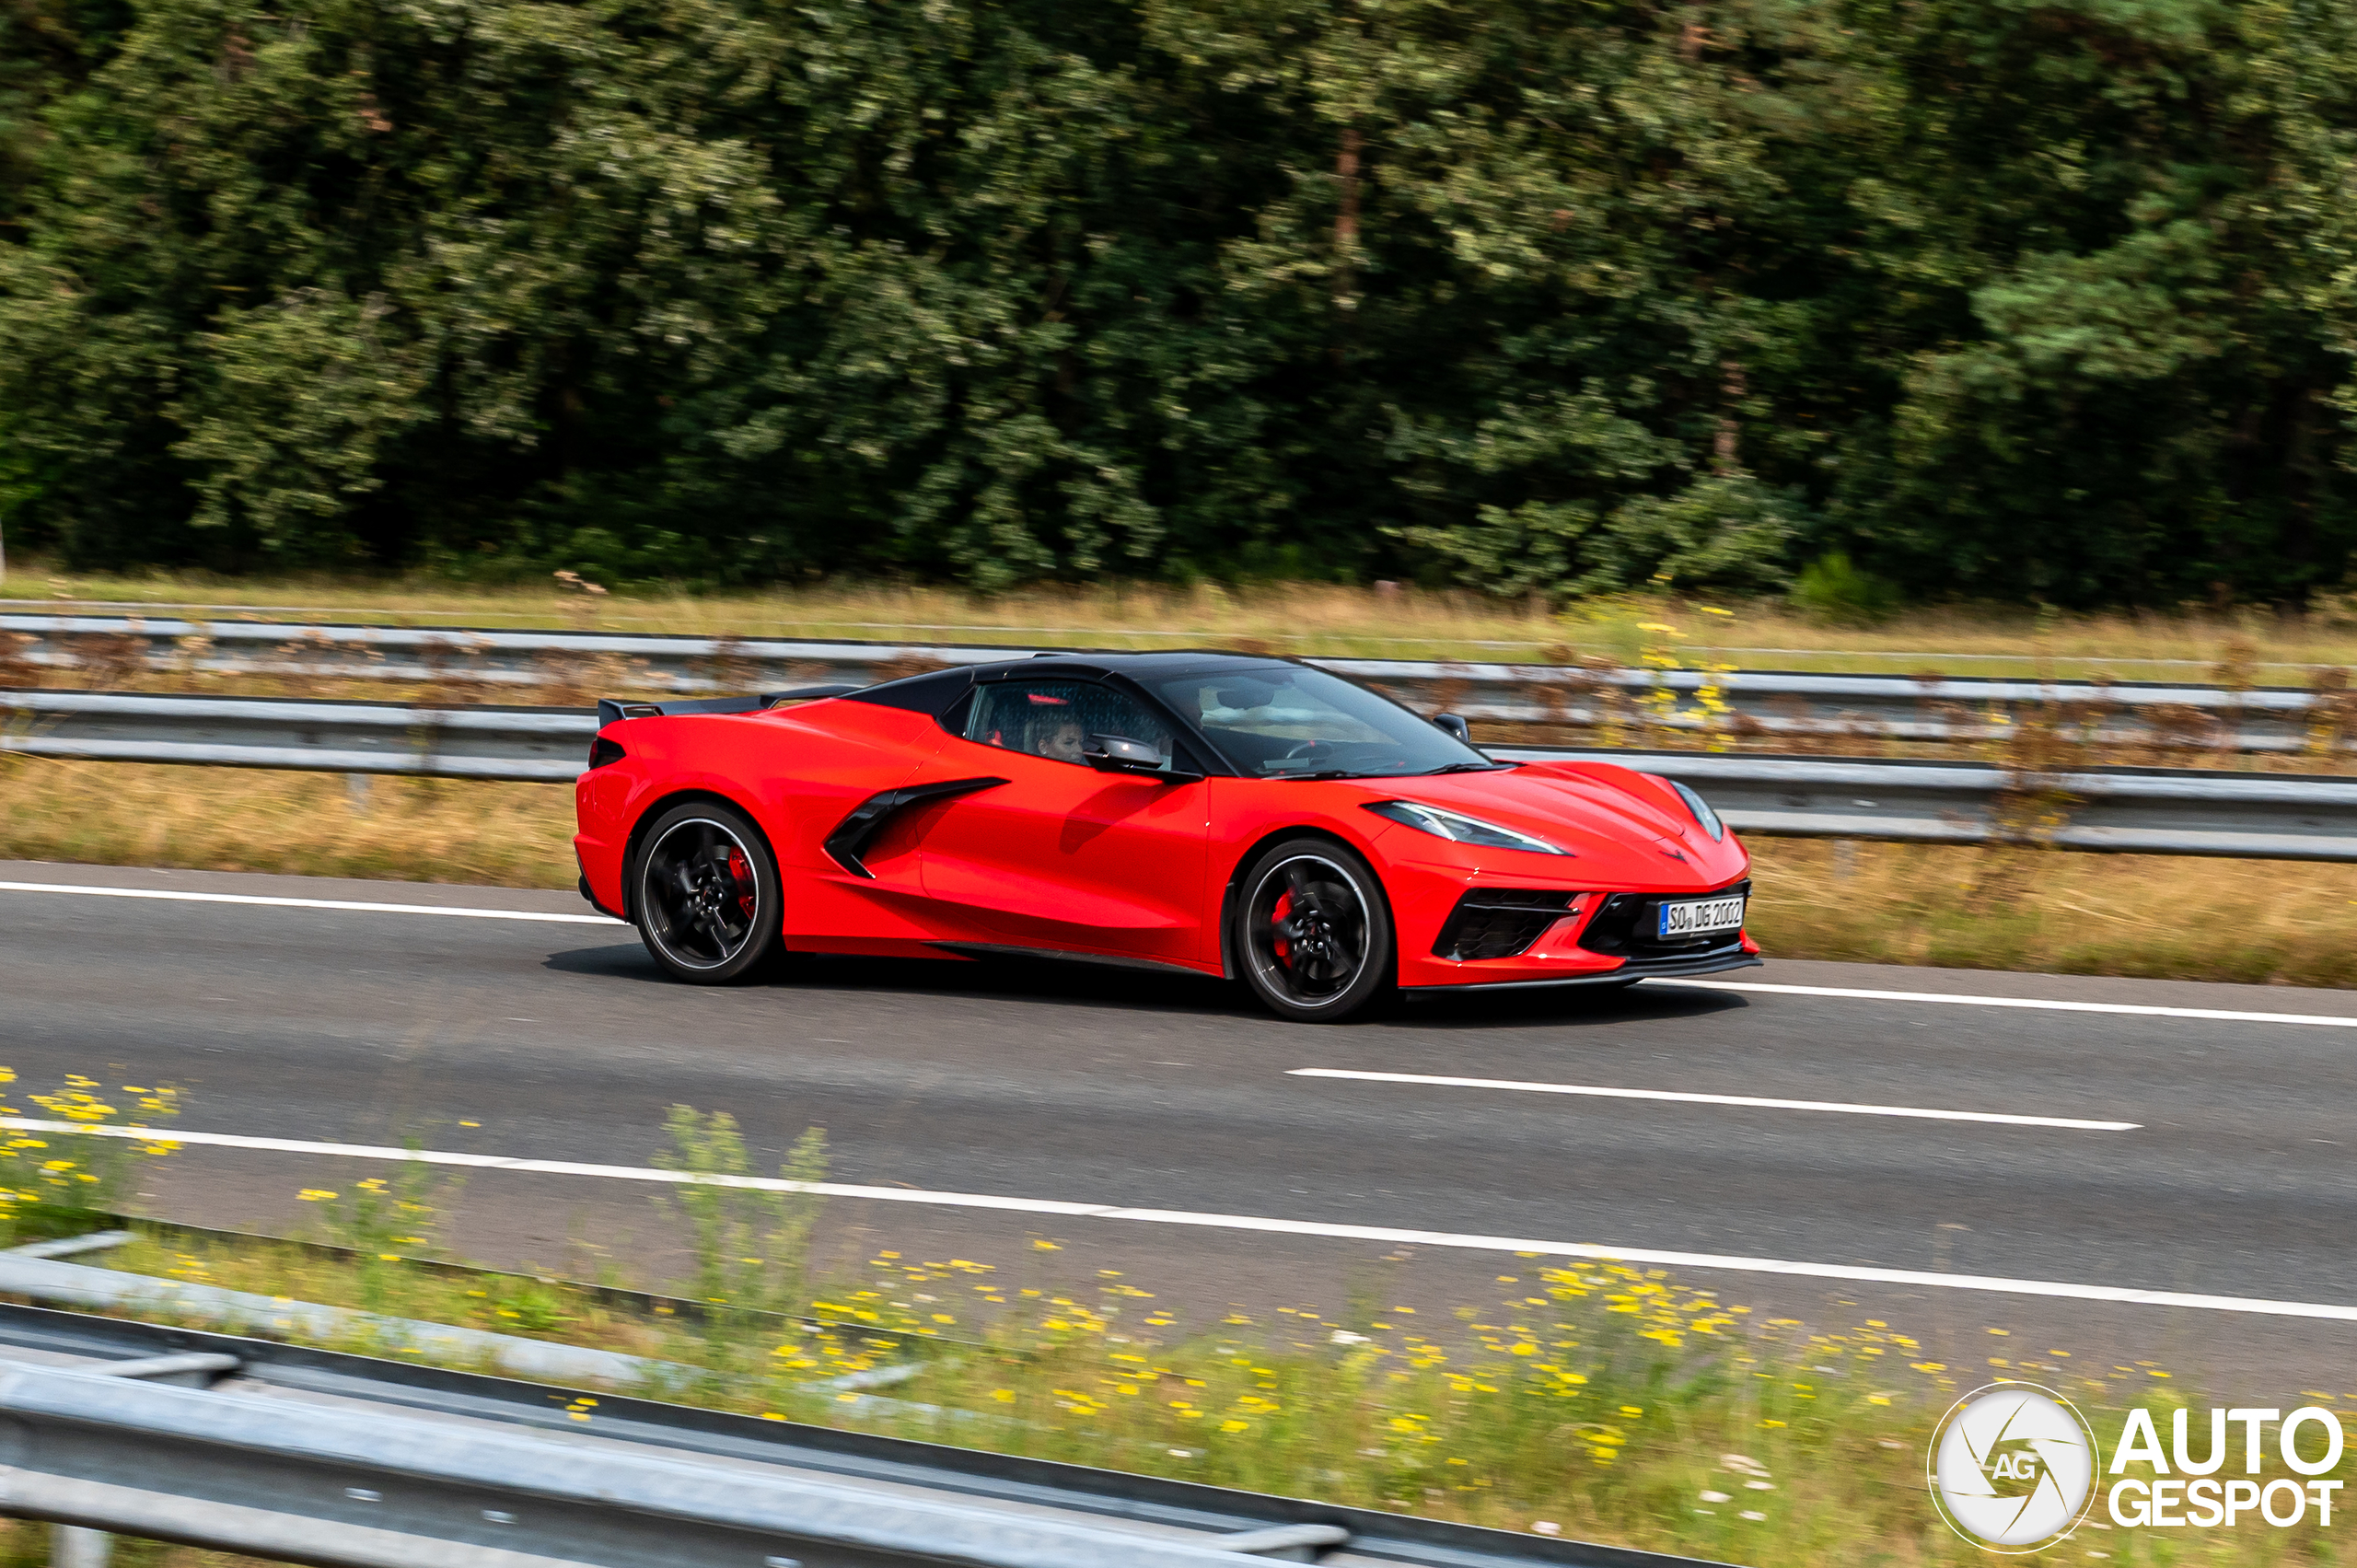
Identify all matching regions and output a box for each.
[1927,1382,2097,1552]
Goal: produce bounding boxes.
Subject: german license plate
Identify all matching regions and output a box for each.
[1658,895,1745,938]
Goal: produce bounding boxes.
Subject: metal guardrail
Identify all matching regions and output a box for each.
[1488,747,2357,862]
[0,1301,1706,1568]
[1331,664,2343,753]
[0,689,587,782]
[6,612,2351,752]
[6,689,2356,859]
[0,1231,665,1386]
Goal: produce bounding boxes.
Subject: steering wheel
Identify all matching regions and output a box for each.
[1282,739,1327,760]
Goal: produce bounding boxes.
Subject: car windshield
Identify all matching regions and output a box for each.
[1144,664,1495,779]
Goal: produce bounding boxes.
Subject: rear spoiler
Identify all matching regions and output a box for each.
[596,686,863,728]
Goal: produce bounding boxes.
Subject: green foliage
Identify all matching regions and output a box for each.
[296,1146,462,1309]
[1792,552,1899,627]
[655,1105,830,1321]
[3,0,2357,602]
[0,1071,180,1233]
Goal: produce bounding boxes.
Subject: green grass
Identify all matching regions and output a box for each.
[0,1519,271,1568]
[27,1218,2357,1568]
[10,1103,2353,1568]
[46,1209,2357,1568]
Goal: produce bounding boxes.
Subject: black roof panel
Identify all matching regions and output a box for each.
[844,649,1300,716]
[975,650,1295,680]
[842,665,977,716]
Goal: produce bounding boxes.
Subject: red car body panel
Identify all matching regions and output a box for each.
[915,735,1213,969]
[574,655,1759,994]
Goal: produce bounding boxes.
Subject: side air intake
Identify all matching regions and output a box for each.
[1433,889,1579,961]
[822,778,1008,878]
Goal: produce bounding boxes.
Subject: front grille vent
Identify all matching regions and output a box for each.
[1576,878,1751,959]
[1434,889,1578,961]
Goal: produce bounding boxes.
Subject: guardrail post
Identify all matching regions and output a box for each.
[52,1524,111,1568]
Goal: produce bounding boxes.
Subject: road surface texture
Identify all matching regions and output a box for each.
[3,859,2351,1400]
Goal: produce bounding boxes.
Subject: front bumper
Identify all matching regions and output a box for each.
[1384,854,1757,991]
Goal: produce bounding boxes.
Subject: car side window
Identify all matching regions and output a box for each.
[964,681,1175,769]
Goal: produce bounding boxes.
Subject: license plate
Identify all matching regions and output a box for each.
[1658,895,1745,938]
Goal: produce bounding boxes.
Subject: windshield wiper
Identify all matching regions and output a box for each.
[1420,761,1512,774]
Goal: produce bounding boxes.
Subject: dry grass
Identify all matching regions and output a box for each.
[11,558,2357,676]
[1747,841,2357,990]
[0,758,575,888]
[5,757,2352,987]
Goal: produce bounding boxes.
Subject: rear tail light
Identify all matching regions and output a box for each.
[587,736,626,769]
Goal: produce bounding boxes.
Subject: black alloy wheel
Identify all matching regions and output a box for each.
[633,800,784,983]
[1234,837,1394,1022]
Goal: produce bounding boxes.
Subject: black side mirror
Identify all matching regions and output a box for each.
[1083,733,1202,784]
[1434,713,1472,743]
[1082,733,1166,774]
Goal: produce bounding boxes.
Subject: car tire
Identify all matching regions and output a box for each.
[631,799,785,984]
[1233,837,1395,1023]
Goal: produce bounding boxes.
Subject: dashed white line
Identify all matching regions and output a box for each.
[1286,1068,2138,1130]
[0,881,621,925]
[16,1119,2352,1322]
[1655,978,2357,1029]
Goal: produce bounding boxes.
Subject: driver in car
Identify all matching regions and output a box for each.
[1032,714,1087,762]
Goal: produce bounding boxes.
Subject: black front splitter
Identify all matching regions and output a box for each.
[1399,950,1763,995]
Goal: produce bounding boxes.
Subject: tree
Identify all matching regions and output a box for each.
[0,0,2351,603]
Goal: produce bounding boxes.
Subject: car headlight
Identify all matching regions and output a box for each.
[1663,778,1725,841]
[1363,801,1571,855]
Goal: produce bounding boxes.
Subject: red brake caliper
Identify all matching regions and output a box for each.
[1270,889,1293,966]
[726,847,754,916]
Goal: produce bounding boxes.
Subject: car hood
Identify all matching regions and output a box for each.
[1352,761,1747,889]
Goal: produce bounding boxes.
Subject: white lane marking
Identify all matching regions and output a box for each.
[0,881,622,925]
[17,1119,2352,1322]
[1657,978,2357,1029]
[1286,1068,2138,1131]
[6,876,2351,1031]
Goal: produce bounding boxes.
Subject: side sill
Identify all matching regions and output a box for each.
[926,942,1213,980]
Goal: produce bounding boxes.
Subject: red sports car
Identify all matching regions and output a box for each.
[574,651,1758,1021]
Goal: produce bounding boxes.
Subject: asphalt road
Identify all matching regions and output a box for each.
[3,859,2353,1396]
